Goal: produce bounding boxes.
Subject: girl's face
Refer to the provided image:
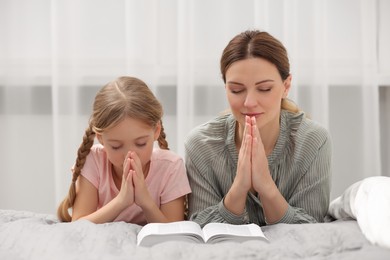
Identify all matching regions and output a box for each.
[97,117,160,176]
[225,57,291,132]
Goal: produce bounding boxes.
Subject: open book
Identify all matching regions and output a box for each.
[137,221,268,247]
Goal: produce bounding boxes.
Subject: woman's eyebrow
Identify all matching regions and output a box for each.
[227,79,274,85]
[226,81,244,86]
[255,79,274,85]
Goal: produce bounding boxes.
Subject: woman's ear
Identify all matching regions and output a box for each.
[154,121,162,141]
[283,74,292,99]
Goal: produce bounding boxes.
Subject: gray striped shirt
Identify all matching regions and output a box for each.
[184,110,332,227]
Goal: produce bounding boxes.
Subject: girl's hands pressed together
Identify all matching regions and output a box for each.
[117,155,135,207]
[128,151,153,208]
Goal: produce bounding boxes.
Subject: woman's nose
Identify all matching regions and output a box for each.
[244,93,257,107]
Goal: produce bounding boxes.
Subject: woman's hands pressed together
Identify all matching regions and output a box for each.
[224,115,288,223]
[232,115,270,196]
[235,116,253,195]
[250,116,273,197]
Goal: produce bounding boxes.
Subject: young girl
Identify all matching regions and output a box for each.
[57,76,191,225]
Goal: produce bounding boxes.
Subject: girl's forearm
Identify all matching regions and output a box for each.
[140,197,170,223]
[77,196,129,224]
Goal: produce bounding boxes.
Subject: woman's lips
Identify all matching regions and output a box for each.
[243,113,263,118]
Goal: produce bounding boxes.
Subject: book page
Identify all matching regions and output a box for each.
[202,223,268,244]
[137,221,205,246]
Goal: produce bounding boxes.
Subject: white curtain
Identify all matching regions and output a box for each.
[1,0,389,215]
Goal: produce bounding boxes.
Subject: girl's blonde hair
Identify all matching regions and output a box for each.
[57,76,169,222]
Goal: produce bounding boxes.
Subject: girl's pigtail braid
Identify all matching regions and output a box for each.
[57,126,95,222]
[157,121,169,150]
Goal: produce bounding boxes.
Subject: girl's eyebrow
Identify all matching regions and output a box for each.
[107,139,121,143]
[135,135,149,141]
[107,135,149,143]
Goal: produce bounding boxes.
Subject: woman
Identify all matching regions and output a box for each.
[185,30,332,227]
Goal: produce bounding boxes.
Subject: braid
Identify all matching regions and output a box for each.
[157,121,169,150]
[57,126,95,222]
[184,194,189,220]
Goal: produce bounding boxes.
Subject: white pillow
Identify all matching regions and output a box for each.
[328,176,390,249]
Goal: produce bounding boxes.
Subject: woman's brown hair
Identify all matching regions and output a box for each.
[57,76,169,222]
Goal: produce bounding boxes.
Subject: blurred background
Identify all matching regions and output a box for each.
[0,0,389,215]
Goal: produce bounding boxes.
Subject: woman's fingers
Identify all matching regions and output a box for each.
[235,116,253,192]
[250,116,271,194]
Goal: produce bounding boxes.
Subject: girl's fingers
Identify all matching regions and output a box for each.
[129,159,142,178]
[128,170,135,186]
[122,158,130,182]
[130,151,142,165]
[129,152,143,177]
[127,169,132,180]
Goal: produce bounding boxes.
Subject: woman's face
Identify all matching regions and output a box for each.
[97,117,160,176]
[225,57,291,131]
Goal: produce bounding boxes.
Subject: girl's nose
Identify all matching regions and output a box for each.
[123,150,132,163]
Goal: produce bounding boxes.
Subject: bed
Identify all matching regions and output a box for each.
[1,176,390,260]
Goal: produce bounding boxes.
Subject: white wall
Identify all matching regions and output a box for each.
[0,0,389,215]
